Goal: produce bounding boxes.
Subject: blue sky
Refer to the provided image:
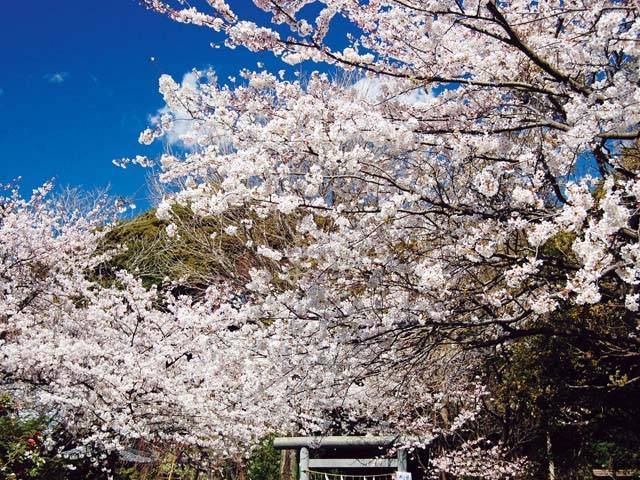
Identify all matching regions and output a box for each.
[0,0,286,209]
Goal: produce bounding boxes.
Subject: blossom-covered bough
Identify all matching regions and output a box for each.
[0,186,295,458]
[138,0,640,473]
[2,1,640,478]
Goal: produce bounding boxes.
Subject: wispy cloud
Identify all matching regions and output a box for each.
[44,72,69,84]
[352,76,432,104]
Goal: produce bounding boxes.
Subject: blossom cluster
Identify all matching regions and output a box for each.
[3,1,640,477]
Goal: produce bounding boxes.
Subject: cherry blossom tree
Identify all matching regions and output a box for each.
[138,0,640,333]
[0,183,513,476]
[2,0,640,478]
[135,0,640,475]
[0,186,281,456]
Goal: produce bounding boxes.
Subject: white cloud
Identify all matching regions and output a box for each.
[44,72,69,84]
[352,76,432,104]
[150,69,217,147]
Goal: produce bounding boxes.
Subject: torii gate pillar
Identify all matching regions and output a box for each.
[300,447,310,480]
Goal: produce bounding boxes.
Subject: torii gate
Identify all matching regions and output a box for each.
[273,436,410,480]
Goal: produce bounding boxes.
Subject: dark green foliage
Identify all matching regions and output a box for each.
[247,436,281,480]
[485,328,640,478]
[480,227,640,478]
[591,441,640,474]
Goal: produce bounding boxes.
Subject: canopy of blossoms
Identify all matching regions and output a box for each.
[2,1,639,478]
